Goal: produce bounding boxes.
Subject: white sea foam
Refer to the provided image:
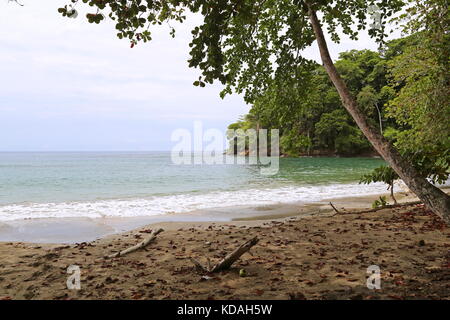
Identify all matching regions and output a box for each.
[0,182,390,221]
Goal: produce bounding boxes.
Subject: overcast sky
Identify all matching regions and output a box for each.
[0,1,399,151]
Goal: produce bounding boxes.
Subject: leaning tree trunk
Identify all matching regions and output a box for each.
[307,7,450,225]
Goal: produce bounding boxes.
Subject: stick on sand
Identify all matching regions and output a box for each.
[191,236,259,273]
[106,228,164,258]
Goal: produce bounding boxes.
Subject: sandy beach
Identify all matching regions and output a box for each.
[0,190,449,300]
[2,0,450,306]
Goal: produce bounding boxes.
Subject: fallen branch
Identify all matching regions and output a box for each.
[106,228,164,258]
[191,236,259,273]
[335,200,422,216]
[329,202,341,215]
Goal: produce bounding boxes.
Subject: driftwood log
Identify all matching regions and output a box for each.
[106,228,164,258]
[191,236,259,273]
[332,200,422,216]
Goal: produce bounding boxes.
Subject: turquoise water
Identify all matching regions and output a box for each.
[0,152,386,221]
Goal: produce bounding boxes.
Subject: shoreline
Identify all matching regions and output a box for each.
[0,187,441,244]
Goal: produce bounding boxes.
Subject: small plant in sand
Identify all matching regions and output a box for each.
[360,166,399,205]
[371,196,389,209]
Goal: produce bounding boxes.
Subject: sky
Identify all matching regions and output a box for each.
[0,1,400,151]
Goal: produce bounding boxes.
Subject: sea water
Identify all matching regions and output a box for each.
[0,152,388,221]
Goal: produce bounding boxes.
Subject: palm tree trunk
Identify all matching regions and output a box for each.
[307,7,450,224]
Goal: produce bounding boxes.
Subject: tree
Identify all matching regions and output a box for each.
[384,4,450,184]
[280,129,312,156]
[357,85,383,134]
[315,109,370,155]
[58,0,450,224]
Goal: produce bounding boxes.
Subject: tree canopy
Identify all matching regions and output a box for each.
[59,0,404,102]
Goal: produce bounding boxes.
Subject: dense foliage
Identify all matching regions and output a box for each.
[385,0,450,184]
[362,0,449,189]
[228,43,403,157]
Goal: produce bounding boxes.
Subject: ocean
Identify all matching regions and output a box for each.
[0,152,389,222]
